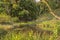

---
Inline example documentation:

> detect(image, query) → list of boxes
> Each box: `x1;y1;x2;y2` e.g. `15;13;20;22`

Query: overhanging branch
42;0;60;20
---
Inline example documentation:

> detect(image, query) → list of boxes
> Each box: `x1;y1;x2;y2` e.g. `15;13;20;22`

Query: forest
0;0;60;40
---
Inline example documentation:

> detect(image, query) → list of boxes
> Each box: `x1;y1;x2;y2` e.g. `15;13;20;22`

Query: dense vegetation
0;0;60;40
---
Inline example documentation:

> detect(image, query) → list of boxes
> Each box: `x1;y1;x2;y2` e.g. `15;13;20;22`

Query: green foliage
18;9;30;21
11;17;19;22
47;0;60;10
0;0;41;21
0;0;60;21
0;13;11;23
0;0;60;40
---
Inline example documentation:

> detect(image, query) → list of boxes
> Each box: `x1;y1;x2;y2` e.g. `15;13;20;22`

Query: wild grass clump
0;20;60;40
0;30;56;40
36;20;60;40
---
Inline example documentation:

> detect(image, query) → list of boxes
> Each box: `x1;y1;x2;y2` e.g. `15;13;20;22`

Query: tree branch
42;0;60;20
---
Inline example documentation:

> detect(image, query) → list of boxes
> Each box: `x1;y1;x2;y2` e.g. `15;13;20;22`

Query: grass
0;19;60;40
0;13;60;40
0;30;57;40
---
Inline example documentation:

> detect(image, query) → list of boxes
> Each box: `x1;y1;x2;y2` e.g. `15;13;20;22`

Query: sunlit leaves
12;4;19;9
